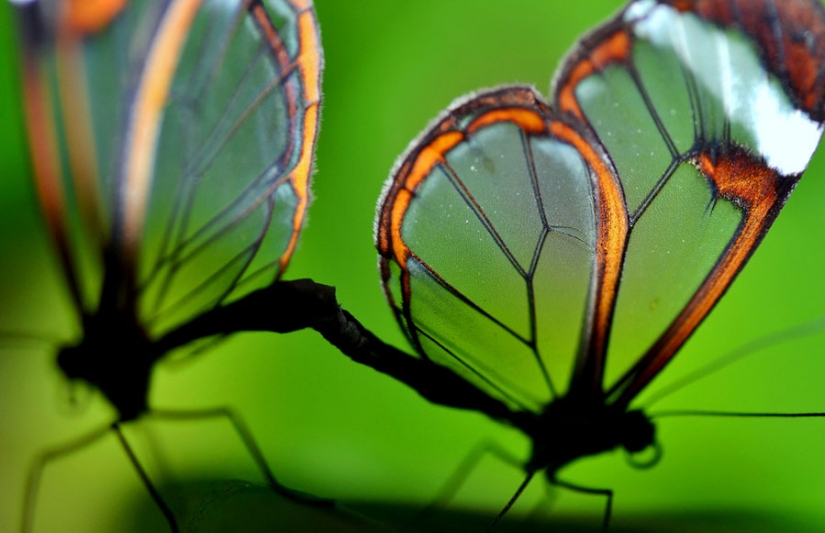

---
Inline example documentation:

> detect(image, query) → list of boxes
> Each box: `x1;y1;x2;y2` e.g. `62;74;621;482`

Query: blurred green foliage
2;1;825;531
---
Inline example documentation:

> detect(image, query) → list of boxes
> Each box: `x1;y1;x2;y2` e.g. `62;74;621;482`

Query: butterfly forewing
551;0;825;403
137;0;321;334
378;89;619;412
20;0;321;337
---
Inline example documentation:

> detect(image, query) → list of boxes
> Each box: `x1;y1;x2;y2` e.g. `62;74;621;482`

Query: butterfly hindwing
377;88;625;412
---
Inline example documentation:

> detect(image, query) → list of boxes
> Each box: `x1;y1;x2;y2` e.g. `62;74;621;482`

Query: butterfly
12;0;322;530
375;0;825;527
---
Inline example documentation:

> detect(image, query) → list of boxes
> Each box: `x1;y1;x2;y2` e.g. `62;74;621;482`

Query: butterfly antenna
23;424;112;533
642;314;825;408
625;439;662;470
651;410;825;419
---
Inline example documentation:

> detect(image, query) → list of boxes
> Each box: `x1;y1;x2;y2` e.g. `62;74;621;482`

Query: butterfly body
524;401;653;476
57;311;155;422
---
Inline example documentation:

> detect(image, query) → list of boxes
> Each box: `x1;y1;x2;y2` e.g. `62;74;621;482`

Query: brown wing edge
251;0;324;276
673;0;825;123
607;149;802;408
374;86;552;356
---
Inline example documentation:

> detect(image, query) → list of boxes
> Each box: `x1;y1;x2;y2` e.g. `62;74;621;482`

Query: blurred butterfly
376;0;825;527
14;0;322;530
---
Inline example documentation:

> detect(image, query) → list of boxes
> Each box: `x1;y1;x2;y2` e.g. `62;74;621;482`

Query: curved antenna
625;439;662;470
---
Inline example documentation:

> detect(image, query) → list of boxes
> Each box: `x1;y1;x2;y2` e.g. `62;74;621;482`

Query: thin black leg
488;470;536;531
112;423;179;532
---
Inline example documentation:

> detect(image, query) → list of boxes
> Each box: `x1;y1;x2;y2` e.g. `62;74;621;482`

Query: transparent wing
137;0;322;335
18;0;322;336
377;87;623;412
552;0;825;405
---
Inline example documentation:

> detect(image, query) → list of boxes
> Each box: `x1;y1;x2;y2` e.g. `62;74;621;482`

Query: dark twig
159;279;534;432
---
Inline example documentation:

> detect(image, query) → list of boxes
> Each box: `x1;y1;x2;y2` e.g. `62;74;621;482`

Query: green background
2;1;825;531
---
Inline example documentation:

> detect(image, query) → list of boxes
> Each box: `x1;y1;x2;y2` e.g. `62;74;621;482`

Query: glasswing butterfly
375;0;825;527
11;0;322;530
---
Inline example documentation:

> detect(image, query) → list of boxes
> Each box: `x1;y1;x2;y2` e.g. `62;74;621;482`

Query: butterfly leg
112;423;179;532
415;440;523;526
489;470;537;531
23;424;117;533
150;408;334;508
551;476;613;531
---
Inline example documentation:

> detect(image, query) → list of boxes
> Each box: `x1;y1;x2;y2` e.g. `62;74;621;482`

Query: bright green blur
2;1;825;531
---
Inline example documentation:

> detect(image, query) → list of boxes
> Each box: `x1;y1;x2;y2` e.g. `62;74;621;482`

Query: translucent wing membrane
20;0;322;336
377;0;825;415
554;0;825;405
378;88;622;412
